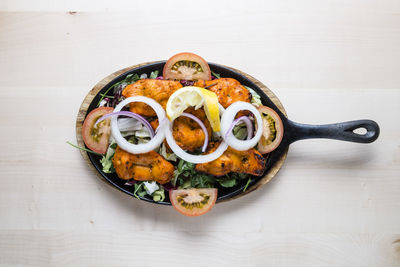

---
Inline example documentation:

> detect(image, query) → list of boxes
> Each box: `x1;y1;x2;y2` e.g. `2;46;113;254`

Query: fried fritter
195;142;266;176
112;146;174;184
172;107;212;152
122;79;183;116
150;107;211;152
194;78;251;108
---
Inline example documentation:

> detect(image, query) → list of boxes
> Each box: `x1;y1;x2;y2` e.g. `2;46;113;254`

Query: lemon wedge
166;86;220;132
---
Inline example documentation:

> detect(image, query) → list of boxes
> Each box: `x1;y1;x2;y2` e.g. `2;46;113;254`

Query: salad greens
97;73;141;107
172;158;250;189
97;70;160;108
100;142;117;173
159;143;177;162
149;70;159;79
172;159;215;189
73;70;261;204
245;86;262;107
133;181;165;202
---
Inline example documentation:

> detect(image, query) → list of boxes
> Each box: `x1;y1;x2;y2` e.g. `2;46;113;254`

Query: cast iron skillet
76;61;380;205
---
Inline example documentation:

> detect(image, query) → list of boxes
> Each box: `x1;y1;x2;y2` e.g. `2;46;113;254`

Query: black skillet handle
286;119;380;144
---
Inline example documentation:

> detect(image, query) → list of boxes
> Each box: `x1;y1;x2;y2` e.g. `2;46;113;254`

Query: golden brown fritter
194;78;251;109
149;107;211;152
172;107;211;152
122;79;183;116
195;142;266;176
112;146;174;184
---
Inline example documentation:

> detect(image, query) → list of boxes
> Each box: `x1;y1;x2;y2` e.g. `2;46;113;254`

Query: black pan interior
85;61;290;205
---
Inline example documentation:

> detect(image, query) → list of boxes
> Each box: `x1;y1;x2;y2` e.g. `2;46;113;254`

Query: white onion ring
111;96;167;154
165;119;228;164
220;101;263;151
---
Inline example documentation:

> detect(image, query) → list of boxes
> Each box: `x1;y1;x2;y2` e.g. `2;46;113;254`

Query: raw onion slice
111;96;167;154
96;111;155;138
165;119;228;164
181;112;208;152
224;116;253;140
220;101;263;151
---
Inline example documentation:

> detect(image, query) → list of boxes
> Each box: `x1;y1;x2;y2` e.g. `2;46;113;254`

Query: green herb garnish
97;73;141;107
173;158;250;189
243;178;252;192
211;70;221;79
66;141;103;156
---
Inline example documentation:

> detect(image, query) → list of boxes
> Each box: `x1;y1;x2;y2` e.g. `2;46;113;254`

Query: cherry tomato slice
169;188;217;216
82;107;114;154
257;105;284;154
163;52;212;80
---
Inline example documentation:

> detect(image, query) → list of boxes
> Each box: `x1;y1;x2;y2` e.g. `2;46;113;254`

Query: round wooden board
75;61;289;202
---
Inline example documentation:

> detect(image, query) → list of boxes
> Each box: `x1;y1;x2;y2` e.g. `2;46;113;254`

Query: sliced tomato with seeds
169;188;217;216
163;52;212;81
82;107;114;154
257;105;284;154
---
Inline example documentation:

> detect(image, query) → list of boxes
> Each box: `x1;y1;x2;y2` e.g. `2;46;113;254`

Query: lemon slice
166;86;220;132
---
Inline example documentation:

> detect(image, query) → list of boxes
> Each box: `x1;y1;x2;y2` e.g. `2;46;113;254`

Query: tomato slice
163;52;212;80
169;188;217;216
82;107;114;154
257;106;284;154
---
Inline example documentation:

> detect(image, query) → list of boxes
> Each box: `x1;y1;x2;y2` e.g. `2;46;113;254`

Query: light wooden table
1;1;399;266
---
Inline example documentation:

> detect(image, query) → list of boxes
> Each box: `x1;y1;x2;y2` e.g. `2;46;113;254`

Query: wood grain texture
1;1;400;266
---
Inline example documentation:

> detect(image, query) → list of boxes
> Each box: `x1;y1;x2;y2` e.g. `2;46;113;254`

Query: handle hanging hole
353;127;367;135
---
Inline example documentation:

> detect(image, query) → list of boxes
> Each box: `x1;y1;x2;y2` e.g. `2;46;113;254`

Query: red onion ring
224;116;253;141
110;96;167;154
180;112;209;152
220;101;263;151
96;111;154;138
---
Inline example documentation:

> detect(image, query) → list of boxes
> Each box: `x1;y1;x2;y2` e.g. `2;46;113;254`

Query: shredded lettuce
144;181;159;195
149;70;159;79
159;143;177;161
134;127;151;138
245;86;262;107
133;181;165;202
133;182;147;199
122;124;152;145
100;142;117;173
152;187;165;202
